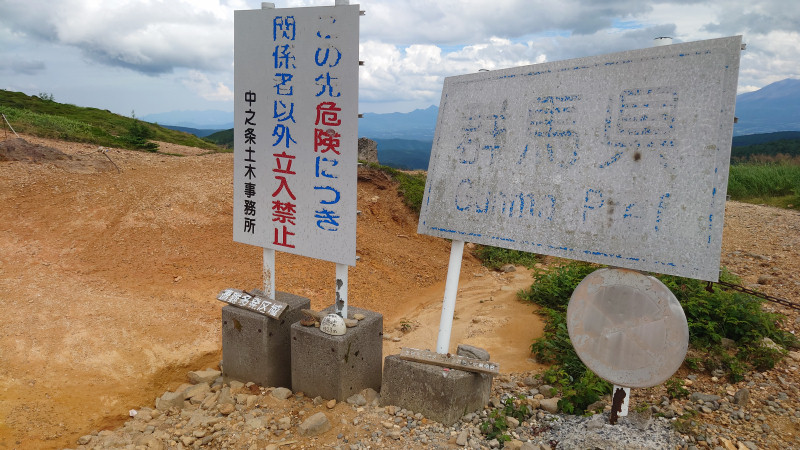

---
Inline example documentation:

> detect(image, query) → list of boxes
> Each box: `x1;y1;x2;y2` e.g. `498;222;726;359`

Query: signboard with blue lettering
418;36;742;281
234;5;359;266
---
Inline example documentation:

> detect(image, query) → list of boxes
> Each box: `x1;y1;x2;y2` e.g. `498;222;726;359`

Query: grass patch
727;162;800;210
364;162;427;212
474;246;539;270
1;89;220;152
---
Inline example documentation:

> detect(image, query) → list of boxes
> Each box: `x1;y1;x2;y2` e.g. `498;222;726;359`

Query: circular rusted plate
567;268;688;388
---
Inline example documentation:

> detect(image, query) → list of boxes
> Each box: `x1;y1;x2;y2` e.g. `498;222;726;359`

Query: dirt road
0;136;543;449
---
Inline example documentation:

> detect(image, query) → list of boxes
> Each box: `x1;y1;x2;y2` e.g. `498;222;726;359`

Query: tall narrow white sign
234;5;359;266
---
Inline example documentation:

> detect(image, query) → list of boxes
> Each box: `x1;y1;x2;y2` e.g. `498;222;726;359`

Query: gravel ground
67;350;800;450
65;201;800;450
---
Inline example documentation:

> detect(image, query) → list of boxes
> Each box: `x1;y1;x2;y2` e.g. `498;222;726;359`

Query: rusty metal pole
609;386;628;425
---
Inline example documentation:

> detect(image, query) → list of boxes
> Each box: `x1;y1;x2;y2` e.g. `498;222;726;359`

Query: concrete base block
290;306;382;401
380;354;493;426
221;291;310;388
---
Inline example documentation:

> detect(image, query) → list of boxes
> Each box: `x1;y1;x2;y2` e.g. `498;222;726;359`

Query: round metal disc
567;268;689;388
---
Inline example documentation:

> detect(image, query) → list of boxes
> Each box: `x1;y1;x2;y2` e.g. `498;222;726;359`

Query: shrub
119;117;159;151
658;271;796;350
665;378;690;399
530;308;586;382
521;261;798;400
518;262;598;312
558;370;611;415
474;246;539;270
480;396;531;443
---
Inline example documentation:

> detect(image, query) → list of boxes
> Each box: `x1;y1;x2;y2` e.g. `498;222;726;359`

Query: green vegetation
474;246;539;270
726;134;800;210
480;395;531;444
521;262;799;412
205;128;234;149
658;268;795;350
0;89;220;152
727;163;800;210
665;378;690;400
364;162;427;212
731;135;800;161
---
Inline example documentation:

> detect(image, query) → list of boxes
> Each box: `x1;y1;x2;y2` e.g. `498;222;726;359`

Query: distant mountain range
160;125;228;138
145;78;800;170
734;78;800;136
140;110;234;130
359;106;439;140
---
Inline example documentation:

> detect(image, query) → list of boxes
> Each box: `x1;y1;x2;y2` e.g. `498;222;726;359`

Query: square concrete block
380;354;493;426
290;306;382;401
221;291;310;388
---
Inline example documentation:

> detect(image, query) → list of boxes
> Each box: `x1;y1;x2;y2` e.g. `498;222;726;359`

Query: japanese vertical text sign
234;4;359;266
419;36;742;281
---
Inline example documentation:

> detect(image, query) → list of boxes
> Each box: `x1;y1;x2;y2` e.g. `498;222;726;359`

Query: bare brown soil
1;135;798;449
0;135;543;449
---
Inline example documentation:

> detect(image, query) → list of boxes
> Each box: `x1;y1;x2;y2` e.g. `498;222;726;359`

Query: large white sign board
419;36;741;281
234;5;359;266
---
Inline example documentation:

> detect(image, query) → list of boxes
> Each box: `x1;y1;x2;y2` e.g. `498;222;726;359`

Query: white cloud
0;57;46;75
182;70;234;101
0;0;237;74
1;0;798;114
359;36;550;111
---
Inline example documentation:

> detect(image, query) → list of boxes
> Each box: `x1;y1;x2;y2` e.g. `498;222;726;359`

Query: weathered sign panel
217;288;289;319
418;36;742;281
233;5;359;266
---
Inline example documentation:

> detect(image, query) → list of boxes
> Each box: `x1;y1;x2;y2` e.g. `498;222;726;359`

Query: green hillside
731;137;800;162
205;128;233;148
0;90;220;152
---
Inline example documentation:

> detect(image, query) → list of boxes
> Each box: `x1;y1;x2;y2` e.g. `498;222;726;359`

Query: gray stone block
457;344;490;361
290;306;382;401
380;354;492;426
221;291;310;388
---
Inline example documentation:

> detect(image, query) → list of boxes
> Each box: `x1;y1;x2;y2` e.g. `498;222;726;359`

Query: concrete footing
380;354;493;426
221;291;310;388
290;306;382;401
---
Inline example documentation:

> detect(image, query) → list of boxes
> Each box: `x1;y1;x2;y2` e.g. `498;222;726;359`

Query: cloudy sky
1;0;798;118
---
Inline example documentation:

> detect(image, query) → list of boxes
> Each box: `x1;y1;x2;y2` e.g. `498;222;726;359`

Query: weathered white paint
263;248;275;300
419;36;742;281
335;263;348;318
613;386;631;417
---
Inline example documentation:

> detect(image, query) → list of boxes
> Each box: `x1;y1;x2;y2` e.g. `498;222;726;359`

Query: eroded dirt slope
0;135;494;449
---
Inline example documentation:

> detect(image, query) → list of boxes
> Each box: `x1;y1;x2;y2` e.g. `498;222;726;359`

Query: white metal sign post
234;2;359;315
436;240;464;354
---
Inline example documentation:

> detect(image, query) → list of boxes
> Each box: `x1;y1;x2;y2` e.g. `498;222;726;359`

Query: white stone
298;412;331;436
